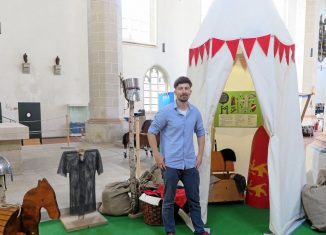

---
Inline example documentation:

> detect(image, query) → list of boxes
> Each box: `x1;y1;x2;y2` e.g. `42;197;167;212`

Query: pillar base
85;118;126;143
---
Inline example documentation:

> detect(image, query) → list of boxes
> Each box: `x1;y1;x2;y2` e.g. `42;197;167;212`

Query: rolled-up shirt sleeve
195;112;205;137
148;110;166;135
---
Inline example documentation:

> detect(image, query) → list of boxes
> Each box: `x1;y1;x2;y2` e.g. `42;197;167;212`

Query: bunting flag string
226;39;240;61
204;39;211;59
188;34;295;67
242;38;256;58
279;42;285;63
257;34;271;56
199;44;205;62
274;36;280;57
194;47;200;65
189;48;194;66
285;45;290;65
212;38;225;58
290;45;295;62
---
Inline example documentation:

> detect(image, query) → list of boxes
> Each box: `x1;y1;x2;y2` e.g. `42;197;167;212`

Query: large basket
141;201;163;226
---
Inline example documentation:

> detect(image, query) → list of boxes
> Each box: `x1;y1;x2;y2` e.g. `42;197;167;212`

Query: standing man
148;76;209;235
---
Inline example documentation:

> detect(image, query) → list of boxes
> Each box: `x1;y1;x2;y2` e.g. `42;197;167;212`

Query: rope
138;164;158;189
3;115;67;124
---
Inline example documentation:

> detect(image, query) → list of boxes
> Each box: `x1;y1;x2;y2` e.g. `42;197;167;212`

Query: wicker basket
141;201;163;226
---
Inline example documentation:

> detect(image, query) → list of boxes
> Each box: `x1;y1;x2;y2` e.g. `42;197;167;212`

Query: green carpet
39;204;319;235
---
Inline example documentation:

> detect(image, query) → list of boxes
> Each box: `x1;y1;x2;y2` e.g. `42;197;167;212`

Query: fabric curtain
188;37;305;234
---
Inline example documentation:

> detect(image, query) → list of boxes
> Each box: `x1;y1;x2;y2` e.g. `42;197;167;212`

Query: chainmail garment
57;149;103;215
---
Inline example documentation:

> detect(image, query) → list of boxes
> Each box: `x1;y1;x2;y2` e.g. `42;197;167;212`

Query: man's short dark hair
174;76;192;88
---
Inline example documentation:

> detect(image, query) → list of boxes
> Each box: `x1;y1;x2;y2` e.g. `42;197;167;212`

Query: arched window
121;0;157;45
143;67;169;112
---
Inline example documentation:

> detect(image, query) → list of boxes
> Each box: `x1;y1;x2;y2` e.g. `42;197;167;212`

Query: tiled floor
5;139;154;217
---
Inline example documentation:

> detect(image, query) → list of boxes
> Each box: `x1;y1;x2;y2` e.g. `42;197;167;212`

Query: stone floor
4;139;154;217
2;133;318;220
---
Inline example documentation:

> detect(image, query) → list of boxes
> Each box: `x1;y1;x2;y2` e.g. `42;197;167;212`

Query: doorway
18;102;42;141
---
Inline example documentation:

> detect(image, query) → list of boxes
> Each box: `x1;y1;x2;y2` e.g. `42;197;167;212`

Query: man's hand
148;133;165;169
154;153;166;170
196;155;203;169
196;135;205;169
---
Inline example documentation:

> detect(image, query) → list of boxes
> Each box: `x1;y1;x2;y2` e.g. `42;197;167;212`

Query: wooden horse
18;178;60;235
122;120;160;158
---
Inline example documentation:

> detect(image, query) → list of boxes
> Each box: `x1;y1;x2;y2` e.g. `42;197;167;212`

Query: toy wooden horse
122;120;160;158
0;179;60;235
19;178;60;235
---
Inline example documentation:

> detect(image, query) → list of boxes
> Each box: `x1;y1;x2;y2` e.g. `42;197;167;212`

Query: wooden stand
208;151;244;203
208;174;244;203
22;138;41;145
60;211;107;232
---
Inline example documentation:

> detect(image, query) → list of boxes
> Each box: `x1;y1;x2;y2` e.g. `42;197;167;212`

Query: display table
306;136;326;184
0;123;29;175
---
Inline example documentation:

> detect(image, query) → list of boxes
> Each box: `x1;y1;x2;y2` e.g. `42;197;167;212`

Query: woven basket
141;201;163;226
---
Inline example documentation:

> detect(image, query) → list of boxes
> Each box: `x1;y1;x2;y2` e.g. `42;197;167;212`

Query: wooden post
128;101;139;214
211;126;215;151
135;117;140;178
301;94;312;122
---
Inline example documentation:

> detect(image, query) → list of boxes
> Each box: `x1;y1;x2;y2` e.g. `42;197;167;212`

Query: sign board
214;91;262;128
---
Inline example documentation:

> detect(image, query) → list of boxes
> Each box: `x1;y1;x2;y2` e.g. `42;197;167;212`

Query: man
148;76;209;235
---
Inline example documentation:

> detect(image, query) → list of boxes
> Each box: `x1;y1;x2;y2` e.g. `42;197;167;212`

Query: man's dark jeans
162;167;205;235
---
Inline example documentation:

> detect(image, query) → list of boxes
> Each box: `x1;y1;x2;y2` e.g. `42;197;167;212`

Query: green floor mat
39;204;318;235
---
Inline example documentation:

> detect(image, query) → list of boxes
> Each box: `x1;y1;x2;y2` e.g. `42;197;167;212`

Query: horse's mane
141;119;153;133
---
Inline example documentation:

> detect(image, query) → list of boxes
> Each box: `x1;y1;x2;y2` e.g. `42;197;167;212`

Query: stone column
302;0;318;95
86;0;125;143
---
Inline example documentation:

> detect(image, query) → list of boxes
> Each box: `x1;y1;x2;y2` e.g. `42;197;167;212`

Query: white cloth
187;0;306;234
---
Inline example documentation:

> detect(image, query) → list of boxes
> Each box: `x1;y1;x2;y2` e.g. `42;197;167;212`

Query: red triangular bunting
189;48;194;66
205;39;211;58
285;45;290;65
199;44;205;63
279;42;285;63
212;38;225;58
194;47;200;65
242;38;256;58
290;44;295;62
274;36;280;58
257;34;271;56
226;39;240;61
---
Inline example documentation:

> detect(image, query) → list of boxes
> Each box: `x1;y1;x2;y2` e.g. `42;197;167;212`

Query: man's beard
178;95;189;102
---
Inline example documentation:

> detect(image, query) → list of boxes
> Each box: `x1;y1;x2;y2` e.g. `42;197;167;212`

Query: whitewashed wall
273;0;307;92
122;0;201;118
315;1;326;103
0;0;89;137
1;0;312;138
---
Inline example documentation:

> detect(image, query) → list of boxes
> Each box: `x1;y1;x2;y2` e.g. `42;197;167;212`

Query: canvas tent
187;0;306;234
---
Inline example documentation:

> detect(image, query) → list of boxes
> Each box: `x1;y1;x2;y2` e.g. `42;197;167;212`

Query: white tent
188;0;306;234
